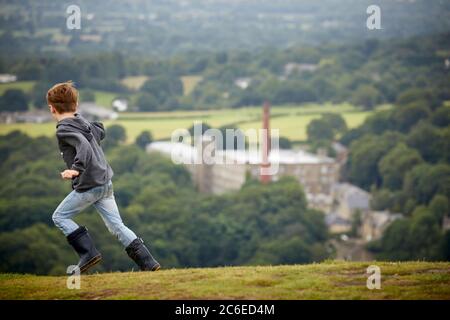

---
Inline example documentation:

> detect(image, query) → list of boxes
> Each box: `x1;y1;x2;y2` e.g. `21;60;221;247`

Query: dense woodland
303;73;450;261
0;130;330;274
1;33;450;112
340;94;450;261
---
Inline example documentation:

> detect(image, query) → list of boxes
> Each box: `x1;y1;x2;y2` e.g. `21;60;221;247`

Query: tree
136;93;159;111
13;62;43;80
392;102;431;132
370;188;396;211
351;84;381;110
370;219;412;260
45;60;82;84
363;110;393;135
321;113;348;136
0;89;28;112
346;132;403;189
431;106;450;128
80;90;95;102
373;205;445;261
396;88;440;110
135;131;153;149
307;113;348;143
0;223;72;275
403;163;450;205
429;194;449;222
311;78;337;102
378;143;423;190
273;81;317;104
443;231;450;261
278;137;292;149
30;82;53;109
141;75;183;105
409;207;444;260
307;118;334;142
407;122;444;163
103;124;127;149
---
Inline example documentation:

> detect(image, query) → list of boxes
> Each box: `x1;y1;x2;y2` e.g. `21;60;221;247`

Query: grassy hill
1;261;449;300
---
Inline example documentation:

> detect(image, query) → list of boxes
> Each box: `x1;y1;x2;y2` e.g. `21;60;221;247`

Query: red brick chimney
260;101;271;184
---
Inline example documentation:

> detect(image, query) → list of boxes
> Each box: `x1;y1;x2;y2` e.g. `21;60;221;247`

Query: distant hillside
1;0;450;56
1;261;449;299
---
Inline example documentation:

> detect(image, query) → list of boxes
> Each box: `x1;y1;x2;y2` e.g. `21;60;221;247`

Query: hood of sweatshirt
56;113;93;142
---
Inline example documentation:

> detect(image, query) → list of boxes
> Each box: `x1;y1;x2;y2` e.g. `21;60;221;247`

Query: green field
0;261;448;300
121;75;149;90
0;103;383;142
121;75;202;95
0;81;35;94
181;75;203;95
78;90;119;108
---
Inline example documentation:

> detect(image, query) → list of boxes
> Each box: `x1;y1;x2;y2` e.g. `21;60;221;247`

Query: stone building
147;139;340;205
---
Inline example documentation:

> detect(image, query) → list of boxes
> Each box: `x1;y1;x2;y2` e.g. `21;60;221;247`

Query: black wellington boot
126;238;160;271
67;226;102;273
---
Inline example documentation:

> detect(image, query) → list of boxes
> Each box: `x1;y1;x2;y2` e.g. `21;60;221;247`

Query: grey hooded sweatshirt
56;113;113;192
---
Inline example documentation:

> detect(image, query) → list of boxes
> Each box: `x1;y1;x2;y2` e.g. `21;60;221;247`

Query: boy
47;81;160;273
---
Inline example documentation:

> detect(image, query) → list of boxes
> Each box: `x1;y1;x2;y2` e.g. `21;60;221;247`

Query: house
79;34;102;43
146;138;340;203
332;141;348;165
443;216;450;232
323;183;371;234
234;78;252;90
15;111;52;123
0;112;17;123
78;103;118;121
325;213;352;234
331;183;370;220
0;111;52;123
0;74;17;83
283;63;318;77
112;99;128;112
360;210;403;242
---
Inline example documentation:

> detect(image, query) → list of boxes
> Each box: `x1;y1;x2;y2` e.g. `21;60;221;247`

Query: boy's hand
61;169;80;180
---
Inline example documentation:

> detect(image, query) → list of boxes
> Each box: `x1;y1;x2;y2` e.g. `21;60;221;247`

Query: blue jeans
52;180;137;247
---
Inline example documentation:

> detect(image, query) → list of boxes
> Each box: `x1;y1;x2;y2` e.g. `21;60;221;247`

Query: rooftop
78;103;118;120
146;141;336;165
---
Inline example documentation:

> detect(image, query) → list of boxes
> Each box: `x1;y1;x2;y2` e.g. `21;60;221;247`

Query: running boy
47;81;160;273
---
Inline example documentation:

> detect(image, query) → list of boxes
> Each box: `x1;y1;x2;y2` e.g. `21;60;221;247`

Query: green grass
181;75;203;95
0;103;384;142
0;81;36;95
0;261;449;300
121;76;149;90
121;75;202;95
93;90;118;108
78;90;119;108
